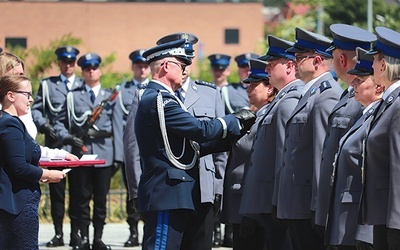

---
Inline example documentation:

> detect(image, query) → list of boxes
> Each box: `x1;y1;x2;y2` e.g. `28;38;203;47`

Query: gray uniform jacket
315;90;363;226
221;83;250;114
240;80;303;215
361;85;400;229
276;72;342;219
31;75;83;148
123;88;142;200
325;103;377;246
184;79;228;201
220;104;269;224
113;80;142;162
55;86;117;167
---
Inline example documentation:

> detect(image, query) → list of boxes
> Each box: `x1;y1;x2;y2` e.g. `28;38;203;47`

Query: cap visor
242;77;265;83
286;46;308;53
258;54;280;61
175;55;192;65
347;68;372;76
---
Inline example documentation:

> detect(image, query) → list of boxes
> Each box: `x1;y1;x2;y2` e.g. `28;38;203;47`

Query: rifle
79;89;119;153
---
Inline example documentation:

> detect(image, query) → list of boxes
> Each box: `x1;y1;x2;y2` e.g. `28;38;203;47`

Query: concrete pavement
39;222;232;250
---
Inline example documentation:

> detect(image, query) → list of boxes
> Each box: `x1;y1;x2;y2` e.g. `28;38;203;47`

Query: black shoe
92;239;112;250
70;232;80;247
73;236;91;250
124;234;139;247
222;233;233;247
46;234;64;247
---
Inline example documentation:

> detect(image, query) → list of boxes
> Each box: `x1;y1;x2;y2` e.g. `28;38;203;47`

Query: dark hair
0;75;30;103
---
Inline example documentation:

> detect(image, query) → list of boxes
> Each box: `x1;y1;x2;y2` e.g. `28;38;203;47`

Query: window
5;38;27;49
225;29;239;44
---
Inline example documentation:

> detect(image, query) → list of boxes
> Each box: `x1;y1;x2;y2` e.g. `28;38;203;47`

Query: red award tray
39;159;106;167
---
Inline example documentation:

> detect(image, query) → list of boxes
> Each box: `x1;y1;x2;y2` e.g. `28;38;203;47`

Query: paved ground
39;222;232;250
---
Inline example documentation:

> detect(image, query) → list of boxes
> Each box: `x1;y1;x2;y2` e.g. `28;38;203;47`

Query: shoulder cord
221;85;235;114
42;80;63;116
157;90;200;170
117;84;129;116
66;92;92;129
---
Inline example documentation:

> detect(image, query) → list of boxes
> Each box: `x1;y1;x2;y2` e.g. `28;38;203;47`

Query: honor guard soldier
240;35;304;250
209;54;251;115
274;27;343;250
155;32;229;249
31;46;84;247
113;49;150;247
221;58;278;249
325;47;378;250
135;39;255;250
314;24;377;246
361;27;400;250
56;53;117;250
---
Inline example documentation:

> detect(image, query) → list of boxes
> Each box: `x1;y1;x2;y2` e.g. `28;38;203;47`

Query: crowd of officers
10;22;400;250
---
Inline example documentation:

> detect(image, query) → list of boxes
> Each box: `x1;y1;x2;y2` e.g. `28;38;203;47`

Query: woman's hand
64;153;79;161
40;169;66;183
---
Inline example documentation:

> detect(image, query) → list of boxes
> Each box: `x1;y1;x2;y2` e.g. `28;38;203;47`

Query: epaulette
195;80;217;89
319;80;332;93
287;85;299;93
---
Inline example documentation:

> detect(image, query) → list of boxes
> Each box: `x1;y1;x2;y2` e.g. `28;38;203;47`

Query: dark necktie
89;90;95;104
64;79;70;91
175;89;185;103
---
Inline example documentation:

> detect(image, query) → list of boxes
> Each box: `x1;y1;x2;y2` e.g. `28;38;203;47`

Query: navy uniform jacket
221;83;250;114
135;81;241;214
276;72;342;219
362;84;400;229
325;103;377;246
221;104;269;224
315;89;363;226
0;112;42;215
55;86;117;166
183;79;228;202
31;75;83;148
240;80;303;215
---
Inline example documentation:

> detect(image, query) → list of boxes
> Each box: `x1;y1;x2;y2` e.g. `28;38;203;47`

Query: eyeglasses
162;60;187;73
14;90;33;99
294;55;318;63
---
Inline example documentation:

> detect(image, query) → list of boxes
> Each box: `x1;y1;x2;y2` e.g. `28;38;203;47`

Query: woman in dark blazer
0;75;66;249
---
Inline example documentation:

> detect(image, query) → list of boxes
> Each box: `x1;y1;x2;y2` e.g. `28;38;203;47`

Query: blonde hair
0;52;25;76
383;54;400;82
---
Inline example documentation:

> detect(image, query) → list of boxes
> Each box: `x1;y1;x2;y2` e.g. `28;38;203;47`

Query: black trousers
69;166;112;229
287;219;325;250
261;213;292;250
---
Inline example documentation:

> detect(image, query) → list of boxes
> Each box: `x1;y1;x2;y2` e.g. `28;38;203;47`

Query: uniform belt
87;128;112;139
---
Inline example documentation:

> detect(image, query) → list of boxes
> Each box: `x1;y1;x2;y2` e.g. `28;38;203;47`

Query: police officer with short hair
113;49;149;247
314;24;376;247
275;28;343;250
56;53;118;250
135;39;255;249
156;32;229;249
240;35;303;250
31;46;84;247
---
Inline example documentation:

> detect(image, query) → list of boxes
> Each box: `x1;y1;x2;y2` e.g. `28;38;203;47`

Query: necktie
89;90;95;104
175;89;185;103
64;79;70;91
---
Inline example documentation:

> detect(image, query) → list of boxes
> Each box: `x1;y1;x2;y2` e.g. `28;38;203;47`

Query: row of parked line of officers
4;22;400;250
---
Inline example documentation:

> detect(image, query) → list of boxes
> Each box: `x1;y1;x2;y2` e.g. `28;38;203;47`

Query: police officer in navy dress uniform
240;35;303;250
156;32;229;250
113;49;150;247
55;53;118;250
275;27;343;250
31;46;84;247
314;25;377;243
361;27;400;250
135;39;255;250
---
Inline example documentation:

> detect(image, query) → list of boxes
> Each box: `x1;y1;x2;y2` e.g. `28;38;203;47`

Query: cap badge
181;33;189;41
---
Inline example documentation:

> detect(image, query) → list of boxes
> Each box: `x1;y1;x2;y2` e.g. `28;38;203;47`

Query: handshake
233;109;257;135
